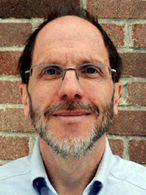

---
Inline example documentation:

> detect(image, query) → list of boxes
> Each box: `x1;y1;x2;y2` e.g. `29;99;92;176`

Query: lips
49;110;92;123
52;110;91;117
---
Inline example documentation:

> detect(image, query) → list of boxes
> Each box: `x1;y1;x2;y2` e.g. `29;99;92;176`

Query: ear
19;84;30;116
113;82;122;115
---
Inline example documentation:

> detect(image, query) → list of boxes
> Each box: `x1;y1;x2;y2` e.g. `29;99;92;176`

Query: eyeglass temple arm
25;70;30;74
111;69;116;73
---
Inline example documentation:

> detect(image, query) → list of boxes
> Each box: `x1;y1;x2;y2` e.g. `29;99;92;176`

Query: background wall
0;0;145;166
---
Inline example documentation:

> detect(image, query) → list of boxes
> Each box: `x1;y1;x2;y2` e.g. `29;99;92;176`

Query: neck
39;135;106;195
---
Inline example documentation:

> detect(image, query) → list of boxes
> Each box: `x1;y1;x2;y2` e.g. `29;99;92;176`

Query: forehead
40;16;102;39
32;16;109;66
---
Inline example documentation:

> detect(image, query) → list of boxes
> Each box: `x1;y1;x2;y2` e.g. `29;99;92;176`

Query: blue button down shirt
0;137;146;195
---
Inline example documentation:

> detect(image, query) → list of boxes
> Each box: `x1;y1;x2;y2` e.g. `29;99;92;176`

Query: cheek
84;83;113;105
29;82;60;109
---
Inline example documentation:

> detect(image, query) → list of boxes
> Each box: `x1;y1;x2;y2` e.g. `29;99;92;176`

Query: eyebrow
36;58;104;67
37;61;60;66
81;60;103;64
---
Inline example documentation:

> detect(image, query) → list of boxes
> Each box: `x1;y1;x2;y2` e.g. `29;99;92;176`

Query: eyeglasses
25;63;116;83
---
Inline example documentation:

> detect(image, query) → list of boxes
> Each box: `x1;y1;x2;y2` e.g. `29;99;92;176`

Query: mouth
44;101;99;122
51;110;97;123
53;110;91;116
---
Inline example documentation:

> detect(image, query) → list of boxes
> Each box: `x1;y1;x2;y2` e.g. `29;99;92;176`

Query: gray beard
28;89;114;159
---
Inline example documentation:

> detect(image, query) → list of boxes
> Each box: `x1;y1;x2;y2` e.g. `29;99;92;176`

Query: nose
58;70;84;101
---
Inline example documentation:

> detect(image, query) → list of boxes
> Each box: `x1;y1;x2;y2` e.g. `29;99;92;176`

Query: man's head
18;4;122;84
19;4;122;159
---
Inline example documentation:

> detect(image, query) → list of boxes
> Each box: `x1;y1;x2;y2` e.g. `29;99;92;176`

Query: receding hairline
35;15;104;42
31;15;109;67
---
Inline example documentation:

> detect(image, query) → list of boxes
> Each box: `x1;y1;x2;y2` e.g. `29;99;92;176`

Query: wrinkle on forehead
35;46;109;67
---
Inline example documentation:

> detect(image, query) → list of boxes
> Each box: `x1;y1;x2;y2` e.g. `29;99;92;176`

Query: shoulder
0;156;33;195
0;155;31;181
109;155;146;192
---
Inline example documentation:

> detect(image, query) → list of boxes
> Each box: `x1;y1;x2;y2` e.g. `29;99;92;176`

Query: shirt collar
31;137;57;195
31;137;47;180
83;137;113;194
94;137;113;184
30;137;113;195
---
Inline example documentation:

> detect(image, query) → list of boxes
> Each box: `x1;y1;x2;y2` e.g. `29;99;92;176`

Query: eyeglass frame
25;63;116;81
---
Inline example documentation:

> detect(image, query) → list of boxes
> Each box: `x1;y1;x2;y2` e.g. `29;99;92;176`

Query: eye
77;64;106;79
79;65;102;74
40;65;63;80
44;66;62;75
45;68;56;75
86;67;98;74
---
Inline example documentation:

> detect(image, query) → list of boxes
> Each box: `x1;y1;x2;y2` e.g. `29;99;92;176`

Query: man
0;4;146;195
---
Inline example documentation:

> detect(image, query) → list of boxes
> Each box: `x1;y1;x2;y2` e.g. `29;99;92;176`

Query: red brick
133;24;146;47
0;136;29;160
127;82;146;106
0;0;79;18
129;140;146;164
109;111;146;136
0;108;34;132
0;51;21;75
0;81;21;104
101;24;124;47
87;0;146;19
0;23;32;46
109;139;124;158
120;53;146;77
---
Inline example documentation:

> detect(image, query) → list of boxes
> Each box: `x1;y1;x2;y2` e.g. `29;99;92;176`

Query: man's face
20;16;121;158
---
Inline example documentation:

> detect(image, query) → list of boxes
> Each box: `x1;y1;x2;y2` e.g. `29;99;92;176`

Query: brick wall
0;0;145;166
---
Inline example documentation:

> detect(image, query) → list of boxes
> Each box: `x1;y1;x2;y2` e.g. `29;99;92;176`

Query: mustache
44;100;99;117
